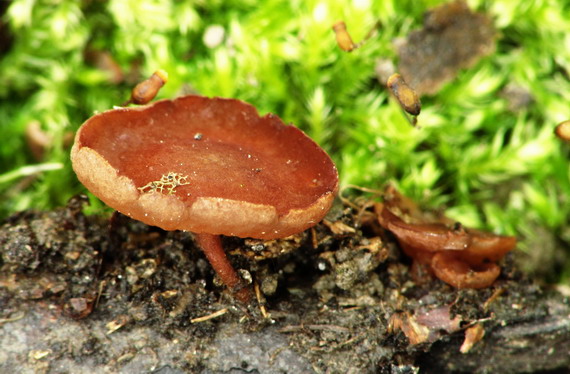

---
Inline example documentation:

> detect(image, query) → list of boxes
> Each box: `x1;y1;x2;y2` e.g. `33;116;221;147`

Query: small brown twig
254;282;270;319
190;308;229;324
0;311;25;325
483;288;505;312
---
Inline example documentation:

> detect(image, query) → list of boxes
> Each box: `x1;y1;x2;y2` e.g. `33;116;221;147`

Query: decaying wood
0;197;569;373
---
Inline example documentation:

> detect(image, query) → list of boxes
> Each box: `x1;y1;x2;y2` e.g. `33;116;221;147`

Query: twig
483;288;505;312
279;324;350;334
0;311;25;325
94;280;106;309
254;282;270;319
190;308;228;324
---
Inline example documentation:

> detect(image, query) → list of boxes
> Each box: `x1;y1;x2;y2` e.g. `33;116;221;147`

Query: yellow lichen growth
138;172;190;195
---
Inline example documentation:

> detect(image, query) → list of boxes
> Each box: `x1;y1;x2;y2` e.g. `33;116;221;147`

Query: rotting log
1;199;569;373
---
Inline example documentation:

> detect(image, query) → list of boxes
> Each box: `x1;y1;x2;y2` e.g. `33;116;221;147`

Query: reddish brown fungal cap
431;252;501;289
376;186;516;289
71;95;338;239
460;228;517;266
378;206;471;252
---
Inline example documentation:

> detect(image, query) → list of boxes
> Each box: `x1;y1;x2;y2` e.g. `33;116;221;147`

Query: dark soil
1;196;569;373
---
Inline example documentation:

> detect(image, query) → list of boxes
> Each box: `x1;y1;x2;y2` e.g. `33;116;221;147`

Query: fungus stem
194;233;252;303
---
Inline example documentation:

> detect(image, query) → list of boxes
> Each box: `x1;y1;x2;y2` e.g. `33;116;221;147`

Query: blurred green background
1;0;569;281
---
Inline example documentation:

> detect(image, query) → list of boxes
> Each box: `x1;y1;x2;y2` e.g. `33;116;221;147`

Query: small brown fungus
376;186;516;289
71;95;339;303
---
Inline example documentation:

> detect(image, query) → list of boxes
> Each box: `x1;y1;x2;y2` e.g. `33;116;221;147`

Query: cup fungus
376;186;516;289
71;95;338;303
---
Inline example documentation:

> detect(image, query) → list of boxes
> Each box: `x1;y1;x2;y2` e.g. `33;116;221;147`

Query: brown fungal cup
71;95;338;302
377;186;516;289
